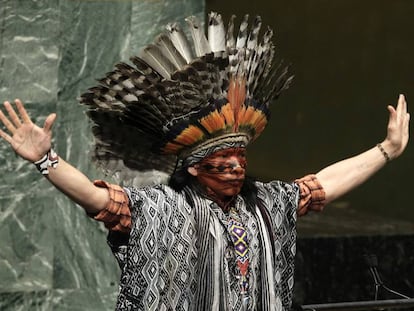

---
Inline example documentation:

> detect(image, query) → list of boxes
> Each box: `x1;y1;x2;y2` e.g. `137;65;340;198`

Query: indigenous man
0;12;410;311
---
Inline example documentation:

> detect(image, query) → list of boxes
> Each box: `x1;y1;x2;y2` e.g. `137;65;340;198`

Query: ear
187;166;198;176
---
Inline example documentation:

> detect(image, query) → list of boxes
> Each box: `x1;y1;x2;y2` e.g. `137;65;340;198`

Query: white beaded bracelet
33;149;59;175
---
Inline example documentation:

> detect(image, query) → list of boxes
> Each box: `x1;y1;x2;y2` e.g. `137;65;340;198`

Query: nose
229;158;245;174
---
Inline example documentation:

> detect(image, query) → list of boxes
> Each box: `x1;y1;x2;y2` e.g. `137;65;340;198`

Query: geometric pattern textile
107;180;299;310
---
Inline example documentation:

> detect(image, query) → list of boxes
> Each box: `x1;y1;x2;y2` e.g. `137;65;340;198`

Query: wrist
376;142;391;163
33;148;59;175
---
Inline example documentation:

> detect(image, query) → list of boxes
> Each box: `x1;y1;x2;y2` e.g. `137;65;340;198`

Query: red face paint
193;147;247;201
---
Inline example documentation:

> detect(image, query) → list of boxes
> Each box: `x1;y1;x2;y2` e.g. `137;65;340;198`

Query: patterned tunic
93;177;325;311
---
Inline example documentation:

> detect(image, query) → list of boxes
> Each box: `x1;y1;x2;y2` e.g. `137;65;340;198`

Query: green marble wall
0;1;203;310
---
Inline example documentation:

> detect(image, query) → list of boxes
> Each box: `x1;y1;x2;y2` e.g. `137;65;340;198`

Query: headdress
79;12;293;185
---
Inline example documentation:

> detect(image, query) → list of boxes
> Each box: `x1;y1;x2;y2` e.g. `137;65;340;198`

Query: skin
0;95;410;214
187;147;247;207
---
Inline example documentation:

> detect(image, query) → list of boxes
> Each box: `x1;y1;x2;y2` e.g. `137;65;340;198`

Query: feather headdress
79;12;293;185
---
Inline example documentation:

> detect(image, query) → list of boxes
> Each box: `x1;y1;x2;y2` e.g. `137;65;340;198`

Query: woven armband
92;180;131;233
295;174;326;216
33;149;59;175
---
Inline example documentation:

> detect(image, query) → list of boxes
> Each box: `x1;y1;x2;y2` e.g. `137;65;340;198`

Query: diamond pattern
111;180;300;310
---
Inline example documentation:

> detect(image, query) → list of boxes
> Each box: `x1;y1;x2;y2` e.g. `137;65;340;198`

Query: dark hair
168;166;195;191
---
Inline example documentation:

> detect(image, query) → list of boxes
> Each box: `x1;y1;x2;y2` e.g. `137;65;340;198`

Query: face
188;147;247;200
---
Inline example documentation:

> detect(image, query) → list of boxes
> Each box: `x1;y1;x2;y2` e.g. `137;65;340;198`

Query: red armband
91;180;131;233
295;174;326;216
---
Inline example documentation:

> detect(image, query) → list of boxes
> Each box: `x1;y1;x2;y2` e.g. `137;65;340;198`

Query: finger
387;104;396;121
4;100;22;127
396;94;407;120
404;113;410;133
15;99;32;124
43;113;56;132
0;128;13;144
0;106;17;133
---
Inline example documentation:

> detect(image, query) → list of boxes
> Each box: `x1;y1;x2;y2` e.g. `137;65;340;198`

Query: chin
219;187;242;197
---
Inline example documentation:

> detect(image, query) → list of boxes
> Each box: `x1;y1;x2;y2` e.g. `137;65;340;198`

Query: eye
202;164;215;170
238;151;246;158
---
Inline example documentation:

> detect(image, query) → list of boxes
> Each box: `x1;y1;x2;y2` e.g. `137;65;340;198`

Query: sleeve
88;180;132;233
295;174;326;216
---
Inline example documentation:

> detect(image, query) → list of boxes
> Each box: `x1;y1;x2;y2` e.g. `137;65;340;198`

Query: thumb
43;113;57;133
386;104;396;116
386;105;397;126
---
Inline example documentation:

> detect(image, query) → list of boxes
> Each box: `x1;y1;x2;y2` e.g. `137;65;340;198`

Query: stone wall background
0;1;203;310
2;0;414;310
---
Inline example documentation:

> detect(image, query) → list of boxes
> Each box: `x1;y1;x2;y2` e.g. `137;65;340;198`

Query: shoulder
255;179;299;197
254;180;300;214
124;184;193;220
123;184;179;204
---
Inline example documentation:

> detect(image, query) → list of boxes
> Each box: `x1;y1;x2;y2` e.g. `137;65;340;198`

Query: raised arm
316;94;410;204
0;99;109;214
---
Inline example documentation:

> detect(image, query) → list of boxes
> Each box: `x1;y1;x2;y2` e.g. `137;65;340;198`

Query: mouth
227;179;244;186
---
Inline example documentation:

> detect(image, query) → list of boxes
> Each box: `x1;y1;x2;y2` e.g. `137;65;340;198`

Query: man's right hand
0;99;56;162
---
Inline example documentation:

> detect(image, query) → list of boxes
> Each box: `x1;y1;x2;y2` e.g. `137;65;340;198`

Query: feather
158;79;206;117
226;15;236;50
185;15;211;57
259;28;275;80
130;56;163;84
236;14;249;49
166;22;194;64
86;110;176;186
154;33;187;70
247;15;262;50
242;28;275;100
139;43;177;79
208;12;226;53
228;77;246;131
244;16;262;78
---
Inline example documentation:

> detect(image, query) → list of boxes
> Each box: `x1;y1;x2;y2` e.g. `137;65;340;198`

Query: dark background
207;0;414;237
206;1;414;306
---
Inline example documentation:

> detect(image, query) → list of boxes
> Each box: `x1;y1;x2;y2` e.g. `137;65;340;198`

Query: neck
192;182;235;211
205;188;235;212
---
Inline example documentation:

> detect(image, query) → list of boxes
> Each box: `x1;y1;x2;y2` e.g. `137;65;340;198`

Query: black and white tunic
108;180;300;311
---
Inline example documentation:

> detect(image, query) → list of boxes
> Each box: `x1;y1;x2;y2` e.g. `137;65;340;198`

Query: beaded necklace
227;206;250;308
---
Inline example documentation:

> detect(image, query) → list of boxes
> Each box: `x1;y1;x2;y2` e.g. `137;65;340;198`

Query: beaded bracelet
33;149;59;175
376;143;390;163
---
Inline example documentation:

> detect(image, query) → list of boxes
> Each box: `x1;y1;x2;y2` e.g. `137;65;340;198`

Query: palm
386;95;410;158
10;122;52;161
0;99;56;162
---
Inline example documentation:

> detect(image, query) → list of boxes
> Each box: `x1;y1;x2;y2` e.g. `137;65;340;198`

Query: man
0;12;410;311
